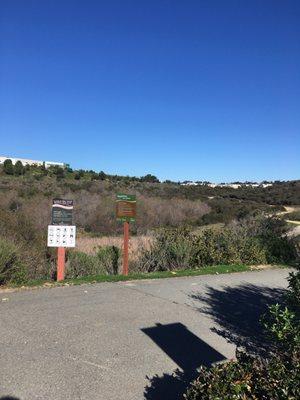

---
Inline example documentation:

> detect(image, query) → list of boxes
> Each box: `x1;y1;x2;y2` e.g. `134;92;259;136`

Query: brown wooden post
57;247;66;281
123;221;129;276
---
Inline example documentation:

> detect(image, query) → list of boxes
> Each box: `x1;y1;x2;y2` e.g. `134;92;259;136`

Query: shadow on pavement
143;283;286;399
0;397;20;400
142;322;225;400
190;283;286;355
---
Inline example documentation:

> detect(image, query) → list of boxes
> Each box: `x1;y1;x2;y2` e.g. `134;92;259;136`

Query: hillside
0;164;299;236
0;163;299;284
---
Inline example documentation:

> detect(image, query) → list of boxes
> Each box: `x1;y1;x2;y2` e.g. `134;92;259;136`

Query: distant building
180;181;273;188
0;156;65;169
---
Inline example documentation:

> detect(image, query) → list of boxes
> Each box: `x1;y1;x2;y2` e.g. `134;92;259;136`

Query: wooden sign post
48;199;75;282
123;221;129;276
57;247;66;282
116;194;136;276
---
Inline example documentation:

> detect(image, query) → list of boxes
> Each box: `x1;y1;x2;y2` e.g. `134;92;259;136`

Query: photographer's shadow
142;322;225;400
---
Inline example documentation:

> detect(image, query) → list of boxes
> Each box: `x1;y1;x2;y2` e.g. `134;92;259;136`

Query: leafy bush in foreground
0;238;27;284
184;349;300;400
184;262;300;400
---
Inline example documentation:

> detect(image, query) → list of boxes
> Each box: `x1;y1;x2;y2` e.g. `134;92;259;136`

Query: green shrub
250;215;297;264
66;246;120;278
96;245;120;275
193;228;269;266
0;238;27;284
3;159;14;175
14;160;24;176
137;216;296;272
136;227;195;272
184;349;300;400
66;251;104;278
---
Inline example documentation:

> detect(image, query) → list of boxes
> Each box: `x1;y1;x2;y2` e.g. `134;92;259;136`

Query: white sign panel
47;225;76;247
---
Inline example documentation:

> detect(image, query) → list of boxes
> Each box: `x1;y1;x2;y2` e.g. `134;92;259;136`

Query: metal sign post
116;194;136;276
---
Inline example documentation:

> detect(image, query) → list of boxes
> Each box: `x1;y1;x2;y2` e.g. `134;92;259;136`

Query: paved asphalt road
0;268;292;400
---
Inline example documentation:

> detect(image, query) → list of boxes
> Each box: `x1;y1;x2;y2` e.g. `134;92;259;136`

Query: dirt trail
277;206;297;216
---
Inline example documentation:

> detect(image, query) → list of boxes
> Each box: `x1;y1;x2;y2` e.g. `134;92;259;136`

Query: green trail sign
116;194;136;222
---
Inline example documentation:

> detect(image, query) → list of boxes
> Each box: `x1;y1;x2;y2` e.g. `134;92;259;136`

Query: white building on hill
0;156;65;169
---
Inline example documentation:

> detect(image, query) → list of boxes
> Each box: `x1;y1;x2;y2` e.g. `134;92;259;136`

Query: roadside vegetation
0;162;299;285
184;263;300;399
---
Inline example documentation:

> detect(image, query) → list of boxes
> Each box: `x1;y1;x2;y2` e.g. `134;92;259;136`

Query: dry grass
76;235;152;260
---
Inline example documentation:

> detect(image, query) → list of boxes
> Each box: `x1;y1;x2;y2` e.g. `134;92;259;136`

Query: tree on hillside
74;169;85;180
140;174;160;183
3;159;14;175
53;166;65;180
98;171;106;180
90;172;99;180
14;160;24;176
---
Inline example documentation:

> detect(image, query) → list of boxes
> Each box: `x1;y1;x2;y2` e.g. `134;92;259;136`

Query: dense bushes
136;216;297;272
0;209;52;281
184;258;300;399
0;238;27;284
0;207;297;284
135;228;195;272
185;348;300;399
66;246;120;278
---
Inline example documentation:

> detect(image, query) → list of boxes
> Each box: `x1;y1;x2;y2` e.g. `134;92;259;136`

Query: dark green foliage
66;251;104;278
96;245;120;275
90;172;99;180
3;159;14;175
137;216;297;272
0;238;27;284
14;160;24;176
66;246;120;278
9;200;22;212
53;166;65;180
98;171;106;180
184;349;300;400
192;229;267;267
140;174;160;183
74;169;85;180
136;227;195;272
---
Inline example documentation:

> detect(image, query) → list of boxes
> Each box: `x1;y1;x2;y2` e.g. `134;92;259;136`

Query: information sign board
116;194;136;222
47;225;76;248
52;199;73;225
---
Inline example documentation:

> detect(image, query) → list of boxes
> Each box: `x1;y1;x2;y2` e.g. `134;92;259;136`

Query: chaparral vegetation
0;162;299;284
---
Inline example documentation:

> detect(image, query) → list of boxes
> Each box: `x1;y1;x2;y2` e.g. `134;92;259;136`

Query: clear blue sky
1;1;299;182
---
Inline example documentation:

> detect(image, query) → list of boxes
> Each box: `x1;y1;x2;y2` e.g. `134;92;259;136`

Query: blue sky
0;0;299;182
